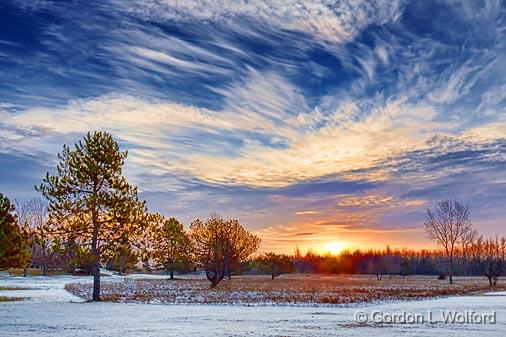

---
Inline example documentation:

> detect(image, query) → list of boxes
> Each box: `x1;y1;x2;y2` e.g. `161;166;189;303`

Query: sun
323;241;347;255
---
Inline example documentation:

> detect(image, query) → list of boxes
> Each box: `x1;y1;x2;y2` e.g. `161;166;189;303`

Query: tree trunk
23;261;33;277
42;250;48;276
91;199;101;302
448;256;454;284
92;258;100;301
169;259;175;280
271;273;275;280
488;276;493;286
119;255;125;276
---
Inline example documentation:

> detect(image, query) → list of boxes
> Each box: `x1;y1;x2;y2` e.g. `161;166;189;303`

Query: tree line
0;132;260;301
283;242;505;285
282;198;505;286
1;132;504;302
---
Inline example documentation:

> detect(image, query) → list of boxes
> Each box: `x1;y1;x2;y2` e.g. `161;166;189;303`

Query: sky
0;0;505;253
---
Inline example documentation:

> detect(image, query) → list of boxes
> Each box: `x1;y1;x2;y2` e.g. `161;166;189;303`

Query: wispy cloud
294;210;318;215
119;0;405;44
1;0;505;251
2;85;505;188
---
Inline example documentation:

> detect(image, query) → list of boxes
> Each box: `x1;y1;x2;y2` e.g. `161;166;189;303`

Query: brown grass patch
0;296;24;302
65;274;506;305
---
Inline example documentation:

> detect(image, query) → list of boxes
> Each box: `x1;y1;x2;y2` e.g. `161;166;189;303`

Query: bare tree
424;198;474;284
469;236;506;286
459;228;478;276
15;198;51;276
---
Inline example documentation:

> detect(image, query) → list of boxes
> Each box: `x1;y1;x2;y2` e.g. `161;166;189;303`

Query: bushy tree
51;229;93;275
37;131;148;301
224;219;261;279
190;216;260;287
256;252;293;279
0;193;29;269
147;214;191;279
105;242;137;275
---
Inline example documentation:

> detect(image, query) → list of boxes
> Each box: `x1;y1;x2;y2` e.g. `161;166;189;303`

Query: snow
100;268;115;277
64;274;506;305
0;275;89;303
484;291;506;296
1;276;505;336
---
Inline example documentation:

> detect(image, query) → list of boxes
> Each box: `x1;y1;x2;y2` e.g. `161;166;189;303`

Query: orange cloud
294;210;318;215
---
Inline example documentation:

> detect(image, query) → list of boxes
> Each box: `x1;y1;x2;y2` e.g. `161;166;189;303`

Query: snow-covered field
64;274;506;305
1;275;505;336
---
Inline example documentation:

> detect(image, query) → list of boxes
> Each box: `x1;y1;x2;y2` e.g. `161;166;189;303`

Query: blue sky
1;0;505;252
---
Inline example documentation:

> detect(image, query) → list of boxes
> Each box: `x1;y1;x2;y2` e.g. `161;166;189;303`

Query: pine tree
37;131;147;301
0;193;30;269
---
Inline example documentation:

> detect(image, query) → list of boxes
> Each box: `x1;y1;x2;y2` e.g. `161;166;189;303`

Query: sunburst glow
323;241;348;255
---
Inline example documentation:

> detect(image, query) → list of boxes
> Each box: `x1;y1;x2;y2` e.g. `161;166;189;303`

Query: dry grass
4;268;68;277
0;296;24;302
65;274;506;305
0;285;31;301
0;286;32;291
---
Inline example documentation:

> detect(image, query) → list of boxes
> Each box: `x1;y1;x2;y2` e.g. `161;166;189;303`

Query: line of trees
0;132;261;301
2;188;505;288
1;132;505;301
272;242;505;283
424;198;506;285
253;198;505;285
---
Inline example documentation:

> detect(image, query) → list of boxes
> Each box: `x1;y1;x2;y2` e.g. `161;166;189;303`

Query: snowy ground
64;274;506;305
1;275;505;336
